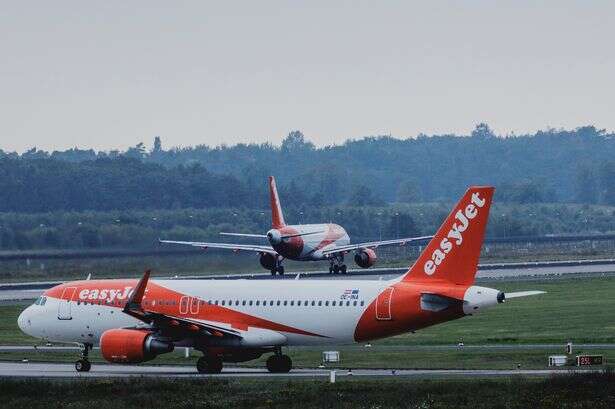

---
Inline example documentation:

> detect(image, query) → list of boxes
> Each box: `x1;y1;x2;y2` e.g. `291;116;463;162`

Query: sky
1;1;614;153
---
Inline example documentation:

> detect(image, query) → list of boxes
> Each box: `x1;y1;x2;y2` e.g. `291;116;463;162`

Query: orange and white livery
160;176;432;275
18;187;543;373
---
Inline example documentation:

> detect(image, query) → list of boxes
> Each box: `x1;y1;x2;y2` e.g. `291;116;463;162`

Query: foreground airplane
18;186;543;374
161;176;431;275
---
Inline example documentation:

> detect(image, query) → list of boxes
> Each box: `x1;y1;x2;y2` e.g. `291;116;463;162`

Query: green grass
2;373;615;409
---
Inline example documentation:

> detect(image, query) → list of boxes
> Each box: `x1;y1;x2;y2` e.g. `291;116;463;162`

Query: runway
2;258;615;302
0;361;600;379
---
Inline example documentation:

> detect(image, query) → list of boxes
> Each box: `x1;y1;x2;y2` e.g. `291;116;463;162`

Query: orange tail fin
269;176;286;229
402;186;494;285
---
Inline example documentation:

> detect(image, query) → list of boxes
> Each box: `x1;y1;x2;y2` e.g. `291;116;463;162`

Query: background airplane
18;186;543;374
161;176;431;275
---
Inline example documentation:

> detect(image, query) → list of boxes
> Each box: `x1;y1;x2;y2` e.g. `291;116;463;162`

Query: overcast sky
1;1;614;152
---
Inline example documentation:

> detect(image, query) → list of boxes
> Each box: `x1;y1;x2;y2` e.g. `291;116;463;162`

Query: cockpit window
34;296;47;306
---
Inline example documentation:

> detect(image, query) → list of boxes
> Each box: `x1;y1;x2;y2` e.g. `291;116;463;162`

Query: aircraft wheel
197;355;223;374
277;266;285;275
333;265;340;274
266;354;292;373
340;265;347;274
75;359;91;372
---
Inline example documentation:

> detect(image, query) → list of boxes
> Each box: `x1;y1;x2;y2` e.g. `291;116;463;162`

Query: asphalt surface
2;259;615;302
2;344;614;353
0;361;601;379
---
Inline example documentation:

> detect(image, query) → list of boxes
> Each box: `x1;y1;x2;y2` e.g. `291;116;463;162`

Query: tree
348;185;383;206
471;123;496;139
153;136;162;153
281;131;314;152
396;181;421;203
574;165;598;204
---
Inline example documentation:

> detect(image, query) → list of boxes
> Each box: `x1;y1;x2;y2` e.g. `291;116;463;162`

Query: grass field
2;373;614;409
1;276;614;370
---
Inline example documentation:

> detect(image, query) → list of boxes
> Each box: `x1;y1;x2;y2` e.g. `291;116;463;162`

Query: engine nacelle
100;329;174;364
259;252;277;270
266;229;282;245
354;248;377;268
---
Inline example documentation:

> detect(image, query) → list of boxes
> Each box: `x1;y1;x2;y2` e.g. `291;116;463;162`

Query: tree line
2;125;615;214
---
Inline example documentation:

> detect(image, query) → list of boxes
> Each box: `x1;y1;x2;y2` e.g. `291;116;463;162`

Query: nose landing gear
75;343;92;372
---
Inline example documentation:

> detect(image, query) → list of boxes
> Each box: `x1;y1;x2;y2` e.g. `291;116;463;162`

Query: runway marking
0;362;602;379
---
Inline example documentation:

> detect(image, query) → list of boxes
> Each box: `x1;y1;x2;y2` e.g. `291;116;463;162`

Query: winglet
269;176;286;228
123;269;150;314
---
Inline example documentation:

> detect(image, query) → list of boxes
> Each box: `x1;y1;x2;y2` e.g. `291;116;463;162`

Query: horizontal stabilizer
504;290;546;299
220;232;268;238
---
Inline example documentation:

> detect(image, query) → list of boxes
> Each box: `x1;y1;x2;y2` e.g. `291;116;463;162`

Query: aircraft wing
159;239;277;255
321;235;433;256
122;270;288;346
122;270;242;339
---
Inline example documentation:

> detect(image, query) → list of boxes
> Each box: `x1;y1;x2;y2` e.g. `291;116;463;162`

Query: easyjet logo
78;287;134;303
423;192;486;276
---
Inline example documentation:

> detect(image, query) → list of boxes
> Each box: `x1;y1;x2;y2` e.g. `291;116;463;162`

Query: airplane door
57;287;77;320
376;287;394;321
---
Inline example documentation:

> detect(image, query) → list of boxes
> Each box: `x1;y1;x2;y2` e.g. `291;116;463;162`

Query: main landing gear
266;349;292;373
196;354;223;374
270;259;285;276
75;343;92;372
329;256;347;274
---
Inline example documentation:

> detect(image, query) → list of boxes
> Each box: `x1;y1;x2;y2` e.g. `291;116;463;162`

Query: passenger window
269;301;274;306
221;300;226;306
235;300;239;306
360;301;365;306
332;301;336;306
242;300;246;306
311;301;315;306
276;301;281;306
215;300;219;305
325;301;329;306
283;301;288;306
318;301;322;306
256;301;260;306
249;301;253;306
353;301;357;306
346;301;350;306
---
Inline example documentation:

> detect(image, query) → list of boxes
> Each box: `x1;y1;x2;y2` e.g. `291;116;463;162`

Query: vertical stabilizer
402;186;494;285
269;176;286;229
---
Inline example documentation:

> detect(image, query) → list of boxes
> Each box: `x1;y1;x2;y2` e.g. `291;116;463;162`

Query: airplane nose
17;309;32;335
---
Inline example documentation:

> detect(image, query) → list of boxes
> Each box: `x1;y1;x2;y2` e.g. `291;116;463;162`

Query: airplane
160;176;432;275
18;186;544;374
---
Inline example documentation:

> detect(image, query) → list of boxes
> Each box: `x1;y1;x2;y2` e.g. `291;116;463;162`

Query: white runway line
0;362;601;379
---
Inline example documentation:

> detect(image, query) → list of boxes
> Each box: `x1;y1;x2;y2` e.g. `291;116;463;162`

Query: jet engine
100;329;174;363
354;248;377;268
266;229;282;245
259;253;277;270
